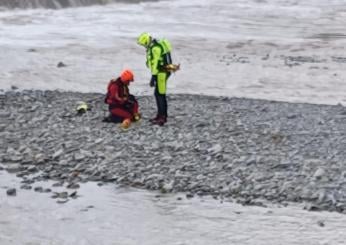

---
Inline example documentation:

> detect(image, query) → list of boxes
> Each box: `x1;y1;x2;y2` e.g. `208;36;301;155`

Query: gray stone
34;186;44;193
20;185;32;190
67;183;80;189
34;153;46;164
207;144;223;155
57;62;67;68
0;111;11;118
52;149;64;159
317;220;325;227
313;168;326;180
74;153;86;161
6;188;16;196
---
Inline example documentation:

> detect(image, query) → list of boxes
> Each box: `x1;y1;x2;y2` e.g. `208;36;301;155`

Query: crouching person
103;69;141;129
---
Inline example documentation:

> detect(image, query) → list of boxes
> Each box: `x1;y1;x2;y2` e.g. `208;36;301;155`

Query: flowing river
1;170;346;245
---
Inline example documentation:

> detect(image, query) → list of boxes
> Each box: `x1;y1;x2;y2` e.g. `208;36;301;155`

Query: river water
1;170;346;245
1;0;346;104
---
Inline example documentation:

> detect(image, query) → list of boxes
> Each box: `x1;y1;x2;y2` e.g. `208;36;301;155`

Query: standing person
137;32;173;126
103;69;141;129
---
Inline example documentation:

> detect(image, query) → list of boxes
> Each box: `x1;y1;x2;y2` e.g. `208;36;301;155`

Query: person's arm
111;84;127;105
149;46;162;75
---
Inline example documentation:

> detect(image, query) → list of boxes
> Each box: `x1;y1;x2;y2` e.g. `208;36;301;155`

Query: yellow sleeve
149;46;162;75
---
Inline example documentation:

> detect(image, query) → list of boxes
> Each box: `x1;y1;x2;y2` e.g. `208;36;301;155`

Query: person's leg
162;94;167;119
124;95;140;121
110;107;132;122
111;107;133;129
109;114;123;123
103;105;124;123
150;87;160;121
128;95;139;114
158;72;169;120
152;72;168;125
130;97;141;121
155;86;165;117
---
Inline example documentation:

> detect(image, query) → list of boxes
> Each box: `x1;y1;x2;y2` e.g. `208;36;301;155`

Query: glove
127;95;135;104
124;102;132;110
150;75;157;87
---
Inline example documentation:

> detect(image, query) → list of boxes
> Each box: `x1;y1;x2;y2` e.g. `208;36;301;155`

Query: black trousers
154;85;167;118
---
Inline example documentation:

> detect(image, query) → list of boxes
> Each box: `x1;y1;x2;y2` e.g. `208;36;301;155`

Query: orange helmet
120;69;134;83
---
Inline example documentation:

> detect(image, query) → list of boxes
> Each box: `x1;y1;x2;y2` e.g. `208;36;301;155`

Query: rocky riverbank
1;89;346;213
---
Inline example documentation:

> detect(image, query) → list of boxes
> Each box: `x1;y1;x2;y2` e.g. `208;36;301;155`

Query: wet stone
6;188;17;196
69;191;78;198
52;182;64;187
57;199;69;204
0;111;11;118
6;164;23;173
20;185;32;190
186;193;194;199
317;220;325;227
34;186;44;193
57;62;67;68
52;149;64;159
51;192;68;199
66;183;80;189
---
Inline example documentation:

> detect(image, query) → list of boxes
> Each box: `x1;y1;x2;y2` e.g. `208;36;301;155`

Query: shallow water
1;170;346;245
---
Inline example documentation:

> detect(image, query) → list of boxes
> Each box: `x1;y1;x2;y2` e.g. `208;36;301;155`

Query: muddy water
1;170;346;245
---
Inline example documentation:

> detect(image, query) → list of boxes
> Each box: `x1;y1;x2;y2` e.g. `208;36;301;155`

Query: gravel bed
1;89;346;212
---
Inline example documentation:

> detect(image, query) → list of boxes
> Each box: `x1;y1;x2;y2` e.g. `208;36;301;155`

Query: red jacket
105;78;129;106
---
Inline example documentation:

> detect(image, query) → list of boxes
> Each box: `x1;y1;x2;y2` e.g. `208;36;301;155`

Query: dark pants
154;72;170;118
155;85;167;118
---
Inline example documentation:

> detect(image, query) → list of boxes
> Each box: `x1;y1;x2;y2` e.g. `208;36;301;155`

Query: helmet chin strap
147;37;154;48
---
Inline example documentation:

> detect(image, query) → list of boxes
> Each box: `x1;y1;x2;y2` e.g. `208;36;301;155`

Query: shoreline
1;89;346;213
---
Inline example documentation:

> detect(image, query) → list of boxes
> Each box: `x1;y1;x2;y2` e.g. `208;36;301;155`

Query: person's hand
126;99;134;105
150;75;157;87
128;95;135;103
121;96;128;104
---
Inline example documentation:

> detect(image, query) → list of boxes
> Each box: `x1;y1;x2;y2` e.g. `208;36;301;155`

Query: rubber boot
151;116;167;126
149;115;159;123
121;118;131;129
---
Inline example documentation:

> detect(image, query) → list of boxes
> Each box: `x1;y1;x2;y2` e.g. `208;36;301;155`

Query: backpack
155;39;173;67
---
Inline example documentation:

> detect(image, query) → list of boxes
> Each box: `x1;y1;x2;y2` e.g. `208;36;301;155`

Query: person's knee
109;114;123;123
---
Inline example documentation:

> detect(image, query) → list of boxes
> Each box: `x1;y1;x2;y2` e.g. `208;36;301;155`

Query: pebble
57;62;67;68
317;220;325;227
6;188;16;196
34;186;44;193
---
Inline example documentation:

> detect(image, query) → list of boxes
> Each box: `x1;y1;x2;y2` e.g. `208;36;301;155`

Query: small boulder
57;62;67;68
6;188;16;196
